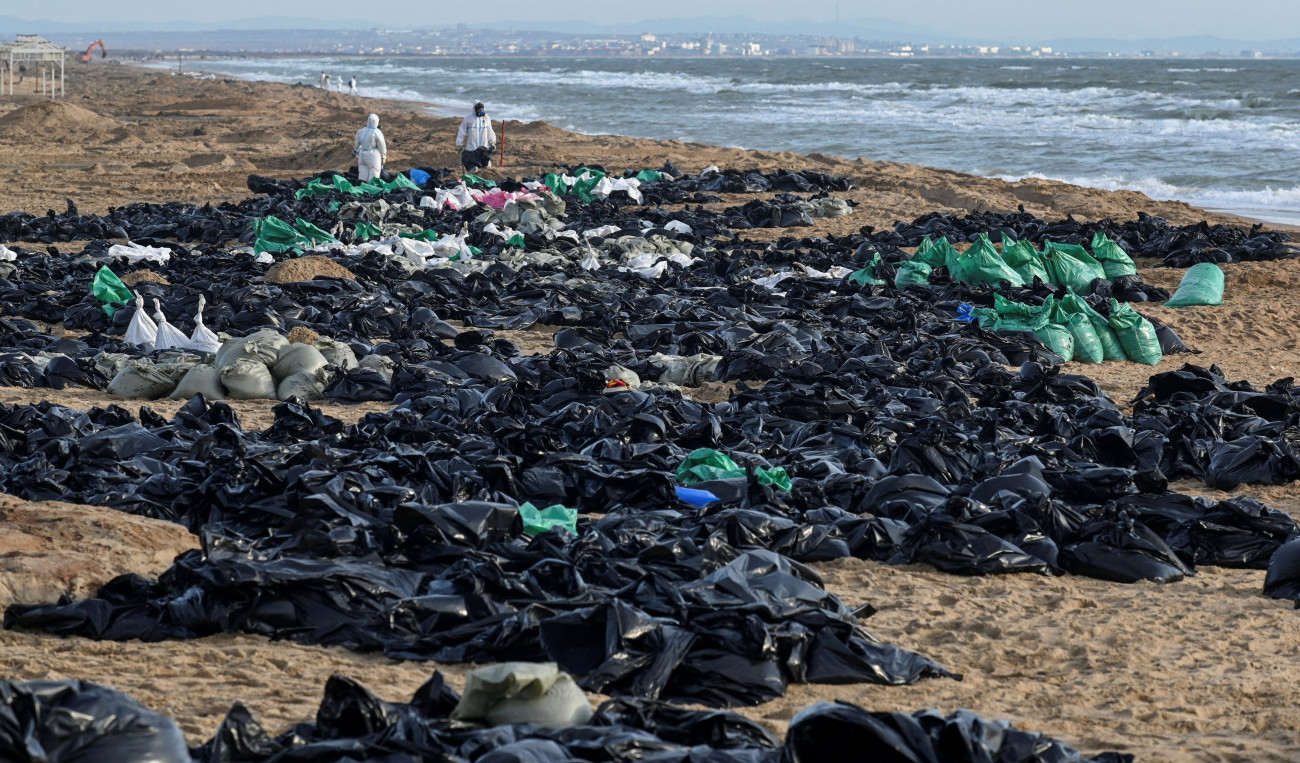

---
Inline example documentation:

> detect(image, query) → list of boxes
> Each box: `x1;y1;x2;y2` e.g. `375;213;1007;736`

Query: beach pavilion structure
0;35;67;97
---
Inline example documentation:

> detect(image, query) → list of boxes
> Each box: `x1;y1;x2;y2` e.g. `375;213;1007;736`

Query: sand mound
285;325;320;345
0;100;117;139
265;255;355;284
121;269;170;286
0;493;197;609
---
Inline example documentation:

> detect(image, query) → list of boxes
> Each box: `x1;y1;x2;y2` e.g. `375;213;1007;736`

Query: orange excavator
79;40;106;63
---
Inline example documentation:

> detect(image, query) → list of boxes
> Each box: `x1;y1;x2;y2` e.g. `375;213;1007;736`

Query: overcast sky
9;1;1299;41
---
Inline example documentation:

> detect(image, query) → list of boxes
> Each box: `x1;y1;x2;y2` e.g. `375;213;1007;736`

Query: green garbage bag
993;293;1033;320
294;217;337;246
461;173;497;188
1164;263;1225;307
756;466;792;491
676;448;790;491
1108;299;1163;365
1059;292;1127;361
849;253;886;286
518;502;577;537
912;236;951;268
1090;232;1138;279
1033;321;1076;363
354;222;384;241
947;233;1025;287
251;215;306;254
570;167;607;203
1000;236;1051;284
543;173;568;196
1064;312;1104;363
1042;241;1106;292
399;229;441;241
894;260;931;289
635;169;664;183
92;267;133;316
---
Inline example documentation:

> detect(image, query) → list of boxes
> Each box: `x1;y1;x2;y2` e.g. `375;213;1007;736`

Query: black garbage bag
1264;538;1300;601
0;679;191;763
784;701;1133;763
1058;515;1193;584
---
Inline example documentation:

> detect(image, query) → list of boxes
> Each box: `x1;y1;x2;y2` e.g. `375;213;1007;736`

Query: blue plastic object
675;486;720;507
955;303;976;322
409;168;431;186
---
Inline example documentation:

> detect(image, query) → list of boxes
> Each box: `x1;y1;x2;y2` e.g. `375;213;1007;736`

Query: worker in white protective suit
455;101;497;172
348;76;358;95
321;71;330;90
353;113;387;182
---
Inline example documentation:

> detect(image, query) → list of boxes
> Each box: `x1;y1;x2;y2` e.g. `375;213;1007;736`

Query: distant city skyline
3;1;1299;43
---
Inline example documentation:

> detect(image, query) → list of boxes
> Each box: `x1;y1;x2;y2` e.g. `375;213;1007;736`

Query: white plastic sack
579;246;601;271
582;225;620;240
664;220;693;235
124;293;158;349
108;242;171;265
0;244;15;261
188;295;221;354
152;299;190;352
451;663;593;729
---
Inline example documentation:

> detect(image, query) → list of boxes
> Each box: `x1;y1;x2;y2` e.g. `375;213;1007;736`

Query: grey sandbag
315;336;359;370
272;343;329;382
215;329;288;370
649;352;720;386
169;363;226;400
358;353;395;382
220;358;277;399
107;360;177;400
451;662;593;729
1164;262;1225;307
277;370;327;401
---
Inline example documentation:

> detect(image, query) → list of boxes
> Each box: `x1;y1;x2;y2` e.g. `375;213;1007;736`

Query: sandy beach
3;62;1300;761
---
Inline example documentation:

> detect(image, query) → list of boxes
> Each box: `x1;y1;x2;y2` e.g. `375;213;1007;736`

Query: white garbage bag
108;242;172;265
124;293;158;349
188;295;221;355
151;299;190;352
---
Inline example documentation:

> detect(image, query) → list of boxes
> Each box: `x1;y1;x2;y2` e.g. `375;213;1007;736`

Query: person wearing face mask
455;101;497;172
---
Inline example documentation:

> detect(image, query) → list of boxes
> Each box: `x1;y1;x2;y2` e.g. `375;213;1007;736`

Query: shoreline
126;56;1300;228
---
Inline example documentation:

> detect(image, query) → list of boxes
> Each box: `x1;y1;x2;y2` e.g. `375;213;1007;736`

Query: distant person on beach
353;113;387;182
320;71;330;90
17;64;25;84
349;76;358;95
456;101;496;172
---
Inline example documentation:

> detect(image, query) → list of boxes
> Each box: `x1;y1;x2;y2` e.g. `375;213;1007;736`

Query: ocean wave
989;171;1300;216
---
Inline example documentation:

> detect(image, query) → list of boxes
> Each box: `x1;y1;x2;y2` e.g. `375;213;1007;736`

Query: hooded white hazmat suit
456;111;496;152
354;113;387;182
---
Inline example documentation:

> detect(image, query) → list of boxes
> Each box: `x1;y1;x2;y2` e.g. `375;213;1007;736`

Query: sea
172;56;1300;225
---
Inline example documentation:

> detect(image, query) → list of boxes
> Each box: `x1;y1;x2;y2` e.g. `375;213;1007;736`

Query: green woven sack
518;502;577;537
947;233;1025;287
1059;292;1127;361
1089;232;1138;279
1164;263;1225;307
1000;236;1051;285
1033;321;1076;363
1065;312;1104;364
1043;241;1106;292
1108;299;1163;365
